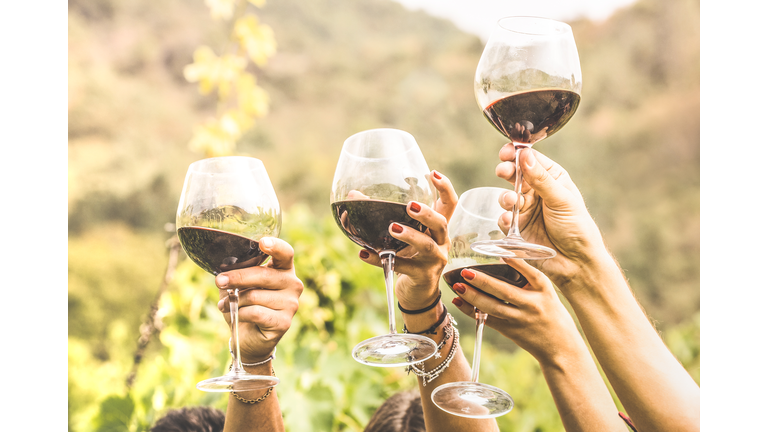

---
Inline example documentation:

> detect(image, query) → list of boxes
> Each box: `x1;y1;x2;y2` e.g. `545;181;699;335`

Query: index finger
430;170;458;221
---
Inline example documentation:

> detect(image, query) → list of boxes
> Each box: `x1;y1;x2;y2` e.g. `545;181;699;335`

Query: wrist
241;350;275;366
554;248;622;296
402;301;446;336
535;335;593;373
396;284;440;311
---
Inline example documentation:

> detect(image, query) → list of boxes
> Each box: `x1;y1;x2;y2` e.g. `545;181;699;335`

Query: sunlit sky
392;0;638;40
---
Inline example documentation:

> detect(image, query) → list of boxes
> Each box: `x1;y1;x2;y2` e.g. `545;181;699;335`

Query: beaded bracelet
406;313;460;386
230;367;276;405
229;338;276;367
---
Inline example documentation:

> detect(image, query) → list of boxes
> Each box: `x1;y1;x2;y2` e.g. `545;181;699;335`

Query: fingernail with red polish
452;297;463;307
453;283;466;294
433;171;442;180
409;202;421;213
391;223;404;234
461;269;476;280
359;250;370;259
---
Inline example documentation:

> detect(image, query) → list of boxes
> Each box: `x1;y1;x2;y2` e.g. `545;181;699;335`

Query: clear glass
176;156;281;391
330;128;438;367
431;187;521;418
472;16;582;259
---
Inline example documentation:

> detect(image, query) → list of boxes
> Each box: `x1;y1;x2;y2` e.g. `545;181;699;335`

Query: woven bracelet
403;302;447;335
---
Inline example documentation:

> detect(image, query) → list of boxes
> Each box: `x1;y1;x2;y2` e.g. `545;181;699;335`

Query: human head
150;406;225;432
364;391;425;432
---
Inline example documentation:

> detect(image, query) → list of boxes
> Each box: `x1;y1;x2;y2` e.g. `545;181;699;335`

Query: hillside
68;0;699;339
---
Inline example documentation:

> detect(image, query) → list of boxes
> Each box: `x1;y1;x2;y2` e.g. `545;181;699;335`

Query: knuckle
423;241;435;254
228;271;244;286
261;312;278;329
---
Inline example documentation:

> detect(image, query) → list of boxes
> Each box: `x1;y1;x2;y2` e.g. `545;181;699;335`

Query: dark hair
364;391;426;432
150;406;225;432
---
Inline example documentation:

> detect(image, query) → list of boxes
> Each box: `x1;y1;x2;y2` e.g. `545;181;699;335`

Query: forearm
539;340;627;432
402;303;499;432
560;252;700;432
224;361;284;432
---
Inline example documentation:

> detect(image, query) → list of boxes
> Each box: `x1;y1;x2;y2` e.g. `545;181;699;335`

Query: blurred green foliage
68;0;699;430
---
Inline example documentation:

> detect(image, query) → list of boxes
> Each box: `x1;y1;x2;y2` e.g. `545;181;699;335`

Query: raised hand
449;257;582;365
357;170;458;310
215;237;304;363
496;146;609;290
449;258;628;432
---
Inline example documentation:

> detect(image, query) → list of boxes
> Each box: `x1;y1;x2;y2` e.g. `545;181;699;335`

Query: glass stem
381;251;398;335
506;145;526;240
471;308;488;383
228;288;245;374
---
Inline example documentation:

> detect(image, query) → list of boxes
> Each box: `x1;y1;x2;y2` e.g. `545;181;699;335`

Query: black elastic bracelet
403;302;447;335
398;291;442;315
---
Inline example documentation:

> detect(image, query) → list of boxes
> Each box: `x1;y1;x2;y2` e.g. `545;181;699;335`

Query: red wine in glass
177;227;270;275
330;128;438;367
443;263;528;301
483;89;581;146
176;156;281;392
471;16;582;260
432;187;517;418
331;199;427;253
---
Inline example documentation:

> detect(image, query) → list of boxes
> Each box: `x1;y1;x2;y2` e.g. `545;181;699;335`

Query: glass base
470;239;556;260
196;372;280;392
352;334;438;367
431;382;514;418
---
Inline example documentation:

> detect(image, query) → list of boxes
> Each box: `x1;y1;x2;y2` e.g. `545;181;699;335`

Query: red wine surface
331;199;427;253
484;88;580;145
443;263;528;301
177;226;269;275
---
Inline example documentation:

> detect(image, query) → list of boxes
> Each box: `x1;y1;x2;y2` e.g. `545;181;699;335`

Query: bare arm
215;237;304;432
497;147;700;431
359;171;498;432
451;258;627;432
222;361;284;432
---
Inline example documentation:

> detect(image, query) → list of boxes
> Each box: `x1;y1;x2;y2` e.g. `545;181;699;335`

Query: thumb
519;148;572;209
261;237;295;270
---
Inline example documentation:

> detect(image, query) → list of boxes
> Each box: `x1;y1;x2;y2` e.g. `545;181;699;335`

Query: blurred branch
183;0;275;157
126;225;182;391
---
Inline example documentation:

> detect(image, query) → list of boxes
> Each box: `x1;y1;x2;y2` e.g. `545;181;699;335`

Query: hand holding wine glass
431;187;521;419
176;156;282;392
356;170;458;312
450;257;630;431
450;255;584;366
215;237;303;364
494;148;610;291
471;16;582;259
331;128;439;367
213;237;302;432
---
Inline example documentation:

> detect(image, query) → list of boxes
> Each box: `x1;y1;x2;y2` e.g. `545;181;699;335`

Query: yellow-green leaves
236;73;270;117
204;0;237;20
235;15;276;66
185;1;275;157
184;47;247;97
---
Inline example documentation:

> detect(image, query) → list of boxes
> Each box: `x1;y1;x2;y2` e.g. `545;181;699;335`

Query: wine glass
176;156;282;392
471;16;582;259
331;128;439;367
432;187;525;418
